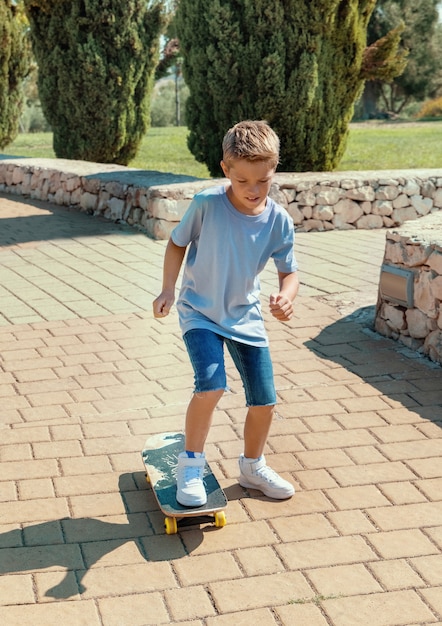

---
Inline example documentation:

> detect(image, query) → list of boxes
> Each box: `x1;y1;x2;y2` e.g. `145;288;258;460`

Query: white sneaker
176;452;207;507
239;454;295;499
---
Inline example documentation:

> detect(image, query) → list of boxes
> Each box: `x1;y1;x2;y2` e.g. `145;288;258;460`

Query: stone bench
375;212;442;364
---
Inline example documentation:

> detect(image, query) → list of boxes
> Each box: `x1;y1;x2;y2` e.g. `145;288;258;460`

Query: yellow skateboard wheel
164;517;178;534
214;511;226;528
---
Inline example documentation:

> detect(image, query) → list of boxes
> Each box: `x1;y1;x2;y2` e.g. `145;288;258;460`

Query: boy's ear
220;160;229;178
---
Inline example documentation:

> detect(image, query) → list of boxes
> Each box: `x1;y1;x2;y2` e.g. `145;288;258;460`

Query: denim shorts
183;328;276;407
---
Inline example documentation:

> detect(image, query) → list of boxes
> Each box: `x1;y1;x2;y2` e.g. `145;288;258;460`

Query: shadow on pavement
304;305;442;425
0;472;205;599
0;193;138;247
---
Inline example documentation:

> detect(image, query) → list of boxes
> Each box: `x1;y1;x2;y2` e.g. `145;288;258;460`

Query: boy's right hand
153;290;175;318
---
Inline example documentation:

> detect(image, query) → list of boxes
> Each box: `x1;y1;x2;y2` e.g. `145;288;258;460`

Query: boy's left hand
269;293;293;321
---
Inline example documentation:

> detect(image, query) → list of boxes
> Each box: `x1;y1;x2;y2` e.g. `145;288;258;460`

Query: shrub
416;97;442;119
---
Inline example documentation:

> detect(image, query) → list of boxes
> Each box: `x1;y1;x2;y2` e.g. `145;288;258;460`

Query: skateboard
141;432;227;534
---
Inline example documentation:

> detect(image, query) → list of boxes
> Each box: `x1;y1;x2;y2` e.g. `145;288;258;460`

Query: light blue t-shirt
171;185;298;347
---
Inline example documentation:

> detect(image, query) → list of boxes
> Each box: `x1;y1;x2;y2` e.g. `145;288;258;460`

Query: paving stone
366;528;438;559
242;490;334;520
326;485;391;510
322;590;436;625
0;573;35;605
34;570;82;602
406;457;442;478
327;510;377;535
415;477;442;501
61;513;151;543
0;498;69;524
53;472;123;497
425;526;442;549
97;592;170;626
18;478;55;500
79;562;177;598
235;546;285;576
32;440;83;459
370;424;427;443
368;559;426;591
181;521;277;555
380;439;442;461
344;445;391;465
275;536;378;570
296;448;355;469
378;481;428;505
274;603;330;626
164;586;217;621
367;501;442;531
209;571;313;613
329;461;415;486
173;552;242;586
298;428;377;450
296;468;339;489
59;455;113;476
334;411;386;429
0;600;102;626
419;586;442;617
0;480;16;503
411;555;442;585
302;414;343;432
69;492;128;518
306;563;382;597
270;513;338;542
377;408;426;425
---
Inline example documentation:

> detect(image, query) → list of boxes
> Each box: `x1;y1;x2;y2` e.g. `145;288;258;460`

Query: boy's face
221;158;275;215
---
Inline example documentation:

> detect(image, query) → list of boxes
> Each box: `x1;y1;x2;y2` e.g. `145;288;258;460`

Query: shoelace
183;465;204;483
256;465;281;484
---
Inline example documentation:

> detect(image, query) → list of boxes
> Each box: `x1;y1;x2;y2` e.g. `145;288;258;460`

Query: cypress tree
24;0;165;164
177;0;390;174
0;0;31;149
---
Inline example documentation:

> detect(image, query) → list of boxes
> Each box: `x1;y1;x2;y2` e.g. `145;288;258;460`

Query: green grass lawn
339;122;442;171
3;121;442;178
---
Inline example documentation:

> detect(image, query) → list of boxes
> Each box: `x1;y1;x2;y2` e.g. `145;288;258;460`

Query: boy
153;120;299;507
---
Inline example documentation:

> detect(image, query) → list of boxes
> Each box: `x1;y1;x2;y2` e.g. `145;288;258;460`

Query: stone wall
1;157;442;240
375;212;442;365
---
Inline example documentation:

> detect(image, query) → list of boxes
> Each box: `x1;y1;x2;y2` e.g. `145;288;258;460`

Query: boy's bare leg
184;389;225;452
240;404;294;499
243;405;274;458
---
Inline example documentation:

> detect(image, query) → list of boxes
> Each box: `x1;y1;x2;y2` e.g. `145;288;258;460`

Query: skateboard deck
141;432;227;534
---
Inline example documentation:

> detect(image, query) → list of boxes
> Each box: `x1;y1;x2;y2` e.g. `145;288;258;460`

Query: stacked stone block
375;212;442;364
1;158;441;240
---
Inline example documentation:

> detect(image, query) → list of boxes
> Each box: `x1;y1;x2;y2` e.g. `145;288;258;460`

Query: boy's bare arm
269;271;299;321
153;238;187;318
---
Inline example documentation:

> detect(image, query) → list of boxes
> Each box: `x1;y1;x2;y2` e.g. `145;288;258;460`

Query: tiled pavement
1;190;442;626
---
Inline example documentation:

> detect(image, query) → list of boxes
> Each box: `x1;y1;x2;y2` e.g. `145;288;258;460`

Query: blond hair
222;120;280;168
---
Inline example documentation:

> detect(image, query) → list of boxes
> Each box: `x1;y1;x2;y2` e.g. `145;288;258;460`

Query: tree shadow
0;472;205;599
304;305;442;425
0;193;137;247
